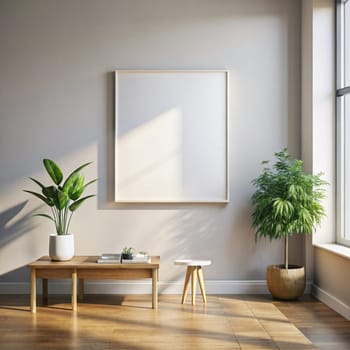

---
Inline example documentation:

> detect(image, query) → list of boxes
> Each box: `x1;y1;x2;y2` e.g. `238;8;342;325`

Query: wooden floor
0;294;349;349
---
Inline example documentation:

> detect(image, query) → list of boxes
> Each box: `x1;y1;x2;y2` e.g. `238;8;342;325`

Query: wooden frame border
114;70;229;204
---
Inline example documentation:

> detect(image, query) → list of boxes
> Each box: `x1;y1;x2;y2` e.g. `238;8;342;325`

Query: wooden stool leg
182;266;193;304
197;266;207;303
191;267;197;305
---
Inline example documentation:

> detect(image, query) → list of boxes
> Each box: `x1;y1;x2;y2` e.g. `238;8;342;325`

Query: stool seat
175;259;211;267
174;259;211;305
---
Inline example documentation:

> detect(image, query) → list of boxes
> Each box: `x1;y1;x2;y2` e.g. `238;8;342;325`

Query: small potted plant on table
251;149;327;300
122;247;135;260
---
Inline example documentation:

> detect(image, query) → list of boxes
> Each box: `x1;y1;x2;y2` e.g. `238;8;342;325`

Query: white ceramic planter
49;234;74;261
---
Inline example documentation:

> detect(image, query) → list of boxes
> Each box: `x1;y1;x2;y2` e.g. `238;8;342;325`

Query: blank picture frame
115;70;229;203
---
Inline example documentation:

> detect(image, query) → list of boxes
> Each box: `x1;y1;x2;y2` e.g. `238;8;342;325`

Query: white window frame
337;0;350;246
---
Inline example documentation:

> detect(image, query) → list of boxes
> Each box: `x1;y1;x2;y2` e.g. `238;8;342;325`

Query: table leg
72;269;77;312
152;268;158;309
191;267;197;305
42;278;48;305
30;269;36;313
78;279;84;301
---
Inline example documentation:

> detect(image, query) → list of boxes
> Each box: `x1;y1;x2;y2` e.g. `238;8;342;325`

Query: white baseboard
0;280;312;295
0;280;269;295
312;284;350;321
161;280;270;295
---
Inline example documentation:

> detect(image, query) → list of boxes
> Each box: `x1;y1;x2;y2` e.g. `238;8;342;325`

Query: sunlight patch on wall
116;108;182;201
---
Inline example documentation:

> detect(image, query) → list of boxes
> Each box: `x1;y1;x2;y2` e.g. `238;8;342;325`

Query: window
337;0;350;246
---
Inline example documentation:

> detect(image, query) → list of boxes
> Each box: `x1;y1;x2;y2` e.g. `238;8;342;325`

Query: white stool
175;259;211;305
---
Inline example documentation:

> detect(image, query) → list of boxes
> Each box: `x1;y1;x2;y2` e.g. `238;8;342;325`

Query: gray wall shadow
0;201;41;282
0;201;38;248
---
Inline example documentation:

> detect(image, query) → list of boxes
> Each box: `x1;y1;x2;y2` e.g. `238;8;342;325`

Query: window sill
313;243;350;260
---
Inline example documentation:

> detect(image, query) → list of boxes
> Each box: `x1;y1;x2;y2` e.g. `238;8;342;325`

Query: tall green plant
24;159;96;235
251;149;327;269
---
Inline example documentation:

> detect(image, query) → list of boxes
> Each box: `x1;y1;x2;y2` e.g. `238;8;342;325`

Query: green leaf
23;190;54;206
33;213;55;222
69;195;95;212
43;159;63;185
42;186;57;200
53;189;69;210
29;177;45;189
63;162;92;189
63;173;85;200
84;178;97;189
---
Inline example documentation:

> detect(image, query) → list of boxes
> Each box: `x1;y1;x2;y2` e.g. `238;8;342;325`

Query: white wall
0;0;302;293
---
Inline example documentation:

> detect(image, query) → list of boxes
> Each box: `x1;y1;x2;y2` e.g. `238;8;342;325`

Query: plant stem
57;209;61;234
51;207;58;233
58;209;63;234
66;211;73;234
284;236;289;269
63;206;68;234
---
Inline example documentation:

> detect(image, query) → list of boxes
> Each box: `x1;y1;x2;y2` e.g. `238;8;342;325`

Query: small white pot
49;234;74;261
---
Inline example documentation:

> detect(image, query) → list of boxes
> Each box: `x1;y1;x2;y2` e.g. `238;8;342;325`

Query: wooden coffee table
27;256;160;313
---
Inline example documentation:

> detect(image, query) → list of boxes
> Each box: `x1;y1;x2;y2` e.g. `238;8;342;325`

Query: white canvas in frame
115;70;229;203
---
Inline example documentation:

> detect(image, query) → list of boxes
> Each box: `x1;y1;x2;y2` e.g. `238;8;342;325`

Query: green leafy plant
251;149;328;269
24;159;96;235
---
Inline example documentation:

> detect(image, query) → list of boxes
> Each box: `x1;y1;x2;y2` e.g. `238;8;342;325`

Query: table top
28;256;160;269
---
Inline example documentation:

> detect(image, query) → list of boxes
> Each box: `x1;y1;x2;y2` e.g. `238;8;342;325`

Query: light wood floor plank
0;294;349;349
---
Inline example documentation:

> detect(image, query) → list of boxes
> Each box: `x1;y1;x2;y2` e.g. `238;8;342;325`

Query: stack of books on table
96;253;121;264
122;254;151;264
